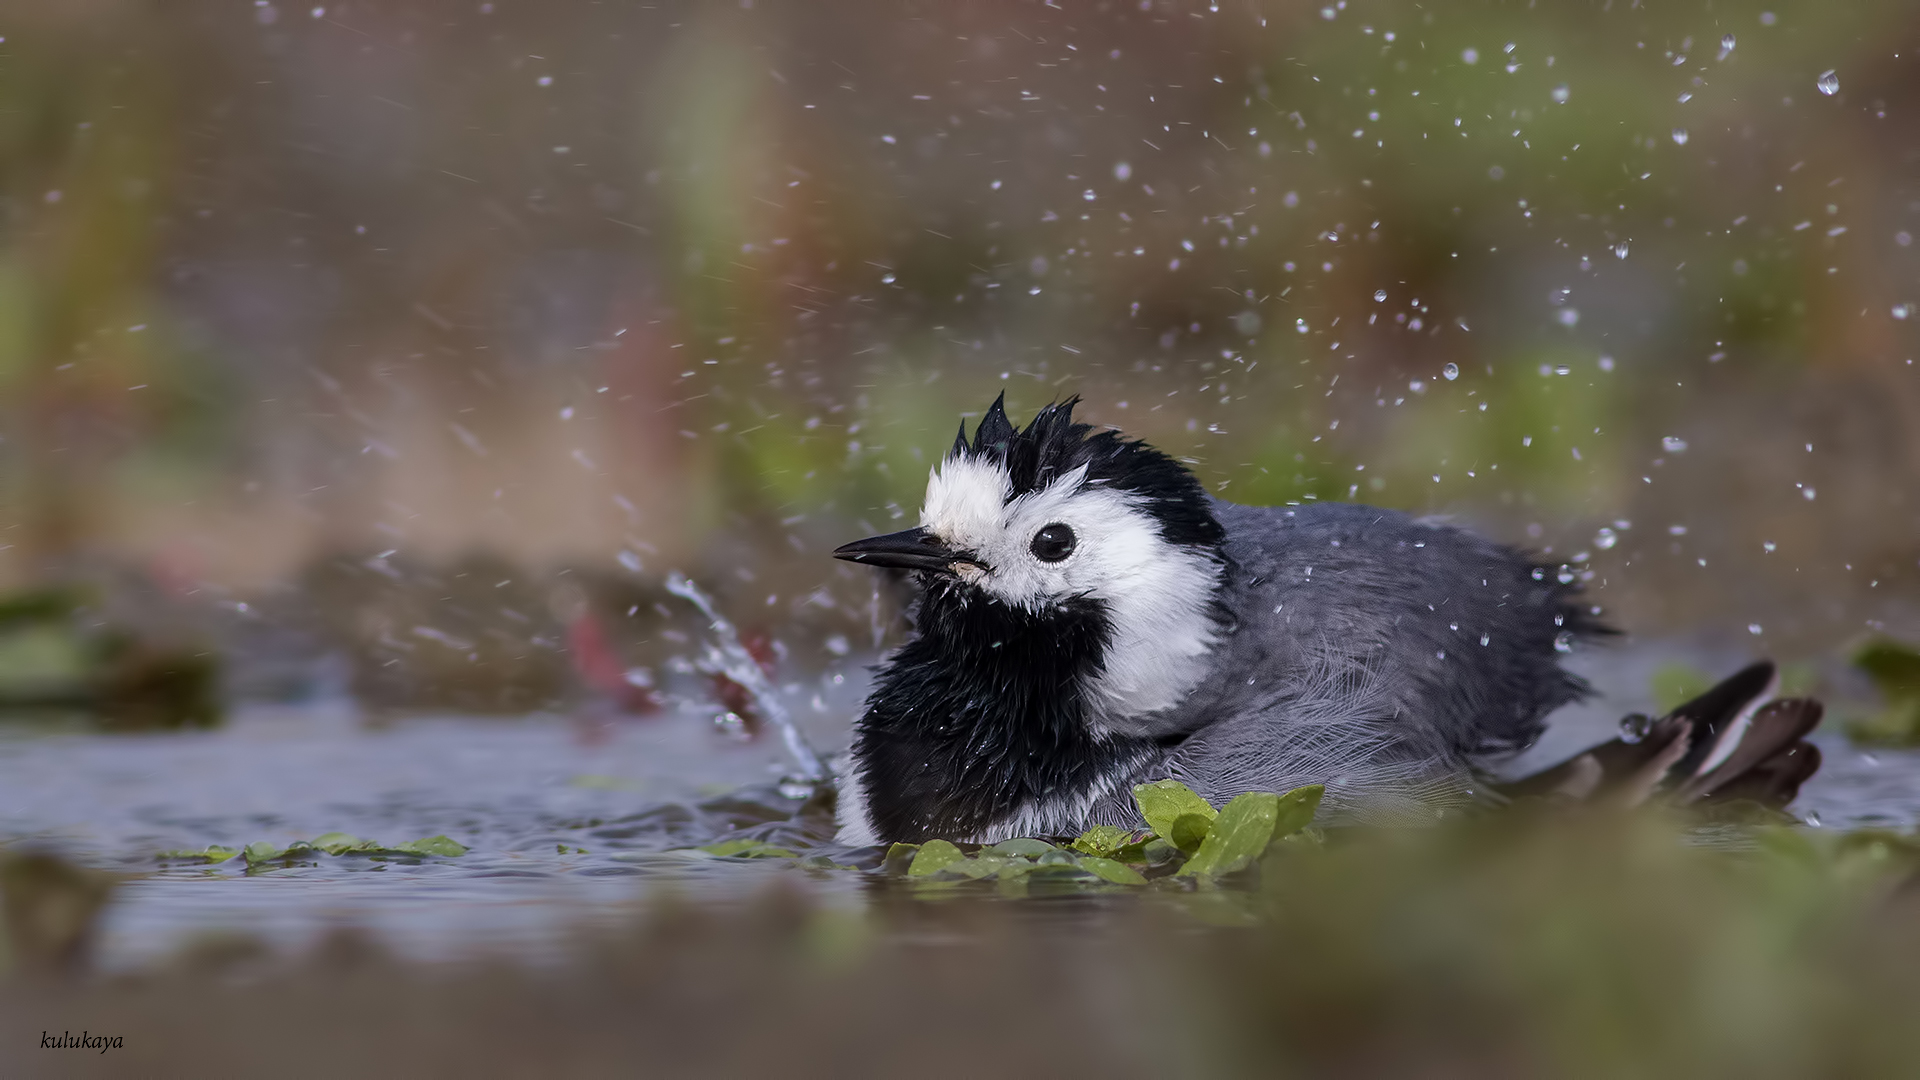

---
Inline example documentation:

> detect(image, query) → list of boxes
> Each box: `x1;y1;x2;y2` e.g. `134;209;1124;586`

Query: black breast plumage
850;579;1157;843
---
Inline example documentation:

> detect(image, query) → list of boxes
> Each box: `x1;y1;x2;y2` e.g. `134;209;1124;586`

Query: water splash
666;573;828;782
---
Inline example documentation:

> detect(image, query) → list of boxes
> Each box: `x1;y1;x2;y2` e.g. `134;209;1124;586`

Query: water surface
1;646;1913;969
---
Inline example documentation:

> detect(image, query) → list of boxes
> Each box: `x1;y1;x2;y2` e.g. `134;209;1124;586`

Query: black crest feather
952;397;1223;549
973;392;1016;455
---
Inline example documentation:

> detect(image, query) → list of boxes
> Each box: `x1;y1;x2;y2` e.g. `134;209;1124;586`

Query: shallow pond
1;643;1915;970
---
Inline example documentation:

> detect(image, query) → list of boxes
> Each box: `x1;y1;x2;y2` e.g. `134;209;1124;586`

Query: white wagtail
832;396;1821;845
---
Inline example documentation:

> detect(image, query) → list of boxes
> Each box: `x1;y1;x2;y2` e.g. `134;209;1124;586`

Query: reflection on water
2;646;1916;969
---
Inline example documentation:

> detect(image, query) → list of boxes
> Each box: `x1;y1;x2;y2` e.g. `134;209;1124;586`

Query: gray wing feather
1083;499;1591;831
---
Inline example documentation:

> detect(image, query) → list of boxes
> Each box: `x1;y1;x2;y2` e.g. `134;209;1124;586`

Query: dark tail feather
1676;698;1823;803
1502;661;1823;811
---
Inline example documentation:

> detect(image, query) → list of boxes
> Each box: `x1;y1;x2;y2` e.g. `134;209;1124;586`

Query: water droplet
1613;242;1629;259
1557;308;1580;327
1748;623;1764;635
1598;355;1616;372
1662;435;1688;452
1619;713;1653;743
1817;70;1839;96
1802;486;1817;501
1113;161;1132;181
1551;85;1570;104
1373;289;1387;302
1557;567;1576;584
1554;631;1575;653
1296;318;1309;333
1442;362;1460;381
1461;47;1479;64
1720;33;1736;55
1409;379;1426;393
1893;304;1910;320
880;272;896;284
713;711;750;740
1479;634;1491;646
1082;189;1097;201
1671;128;1688;145
1594;527;1617;550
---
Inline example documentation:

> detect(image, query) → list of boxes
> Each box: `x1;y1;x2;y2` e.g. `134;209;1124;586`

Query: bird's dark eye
1030;523;1077;562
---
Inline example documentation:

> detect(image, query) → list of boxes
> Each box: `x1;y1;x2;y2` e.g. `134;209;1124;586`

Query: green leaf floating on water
231;834;470;866
908;839;968;877
1134;779;1217;852
987;838;1055;858
1178;792;1282;879
391;835;470;857
1077;856;1148;885
1070;825;1139;858
881;842;921;875
699;838;799;859
243;841;300;865
156;846;239;864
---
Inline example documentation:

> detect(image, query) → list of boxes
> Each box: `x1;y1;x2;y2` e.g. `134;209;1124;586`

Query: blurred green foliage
1845;636;1920;745
0;0;1909;688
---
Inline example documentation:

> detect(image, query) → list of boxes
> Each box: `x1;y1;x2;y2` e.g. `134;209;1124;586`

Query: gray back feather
1085;498;1593;828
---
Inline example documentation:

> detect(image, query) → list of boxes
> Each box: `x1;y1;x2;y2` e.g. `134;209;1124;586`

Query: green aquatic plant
1134;778;1221;854
697;838;799;859
689;779;1325;891
156;835;469;869
154;846;239;865
1846;637;1920;746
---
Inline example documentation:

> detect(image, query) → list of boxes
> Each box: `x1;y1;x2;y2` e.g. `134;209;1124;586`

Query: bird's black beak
832;527;979;576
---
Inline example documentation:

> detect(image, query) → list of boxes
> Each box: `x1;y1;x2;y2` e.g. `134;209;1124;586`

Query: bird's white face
918;451;1223;729
921;454;1161;610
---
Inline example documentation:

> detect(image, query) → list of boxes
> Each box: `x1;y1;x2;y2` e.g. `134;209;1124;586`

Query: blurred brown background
0;0;1916;708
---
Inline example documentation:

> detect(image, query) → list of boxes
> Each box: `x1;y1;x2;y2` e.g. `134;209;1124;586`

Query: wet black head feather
952;396;1224;549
